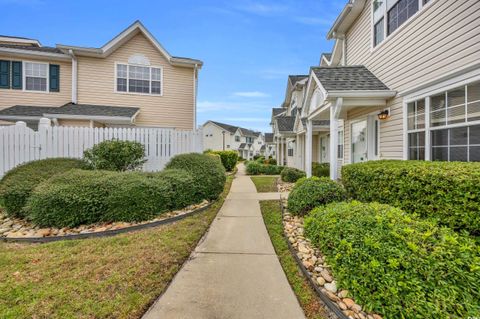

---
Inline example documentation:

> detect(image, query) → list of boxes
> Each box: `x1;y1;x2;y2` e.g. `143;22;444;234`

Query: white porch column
279;137;284;166
305;120;313;177
330;98;343;180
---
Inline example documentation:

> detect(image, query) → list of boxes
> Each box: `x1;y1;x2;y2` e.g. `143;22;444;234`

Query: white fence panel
0;122;203;177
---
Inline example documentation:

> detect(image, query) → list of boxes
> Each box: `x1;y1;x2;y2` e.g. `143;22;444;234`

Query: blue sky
0;0;345;132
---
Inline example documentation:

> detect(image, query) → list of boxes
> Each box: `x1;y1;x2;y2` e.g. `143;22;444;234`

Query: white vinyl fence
0;121;203;177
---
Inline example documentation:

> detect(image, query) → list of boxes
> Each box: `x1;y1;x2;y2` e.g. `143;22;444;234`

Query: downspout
193;64;198;130
68;49;78;104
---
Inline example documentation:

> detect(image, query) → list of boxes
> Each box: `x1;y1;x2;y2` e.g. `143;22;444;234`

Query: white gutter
42;113;134;123
327;90;397;98
68;49;78;104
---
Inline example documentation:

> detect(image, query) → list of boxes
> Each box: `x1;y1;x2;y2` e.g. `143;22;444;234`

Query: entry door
351;120;368;163
320;136;329;163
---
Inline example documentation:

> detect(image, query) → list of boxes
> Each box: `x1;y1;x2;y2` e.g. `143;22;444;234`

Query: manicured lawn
260;200;328;319
0;176;233;319
250;176;278;192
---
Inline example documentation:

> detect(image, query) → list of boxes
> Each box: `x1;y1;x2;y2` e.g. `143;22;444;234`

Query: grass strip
260;200;329;319
250;176;278;192
0;176;233;319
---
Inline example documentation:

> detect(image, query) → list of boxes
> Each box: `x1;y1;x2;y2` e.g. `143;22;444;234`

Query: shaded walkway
143;163;305;319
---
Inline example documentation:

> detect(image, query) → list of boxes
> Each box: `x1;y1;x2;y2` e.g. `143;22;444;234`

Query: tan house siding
0;56;72;109
77;33;195;129
343;0;480;162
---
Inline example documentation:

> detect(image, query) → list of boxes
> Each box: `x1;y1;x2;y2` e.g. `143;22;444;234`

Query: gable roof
264;133;274;143
276;116;296;132
57;21;202;67
239;128;258;137
207;121;239;134
311;66;390;91
272;108;285;117
288;75;308;85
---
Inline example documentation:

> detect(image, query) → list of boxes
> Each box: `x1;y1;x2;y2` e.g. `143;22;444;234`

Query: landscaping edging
1;202;213;244
280;202;348;319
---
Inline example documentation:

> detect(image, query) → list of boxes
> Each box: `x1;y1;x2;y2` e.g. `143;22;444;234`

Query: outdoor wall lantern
377;110;389;120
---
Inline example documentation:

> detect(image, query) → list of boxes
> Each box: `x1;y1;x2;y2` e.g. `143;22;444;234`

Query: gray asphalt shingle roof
272;108;285;118
312;66;390;91
265;133;274;143
0;103;139;118
209;121;239;134
276;116;295;132
0;105;58;117
238;143;247;149
0;44;65;54
288;75;308;85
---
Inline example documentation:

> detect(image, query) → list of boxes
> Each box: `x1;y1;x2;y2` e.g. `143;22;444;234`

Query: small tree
84;140;146;171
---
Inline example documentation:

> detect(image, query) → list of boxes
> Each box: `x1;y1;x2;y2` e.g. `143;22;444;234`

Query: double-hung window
373;0;432;47
337;130;344;159
116;63;162;95
407;81;480;162
25;62;48;92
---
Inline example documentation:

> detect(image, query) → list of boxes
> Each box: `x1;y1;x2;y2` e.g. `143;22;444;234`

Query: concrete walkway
143;164;305;319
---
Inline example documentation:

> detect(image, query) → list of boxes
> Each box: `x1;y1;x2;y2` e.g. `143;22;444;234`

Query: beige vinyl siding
77;33;195;130
0;56;72;109
343;0;480;161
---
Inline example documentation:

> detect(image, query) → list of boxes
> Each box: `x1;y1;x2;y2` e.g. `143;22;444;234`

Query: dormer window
116;63;162;95
373;0;432;47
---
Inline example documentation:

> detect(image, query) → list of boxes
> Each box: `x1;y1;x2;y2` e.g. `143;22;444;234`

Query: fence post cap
38;117;51;129
15;121;27;127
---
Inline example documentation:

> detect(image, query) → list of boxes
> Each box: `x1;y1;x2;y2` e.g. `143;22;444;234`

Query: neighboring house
0;21;202;130
264;133;276;158
273;0;480;179
202;120;265;160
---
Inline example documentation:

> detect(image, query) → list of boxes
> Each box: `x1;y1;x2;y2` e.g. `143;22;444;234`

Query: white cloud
233;91;270;98
236;3;288;15
197;101;271;113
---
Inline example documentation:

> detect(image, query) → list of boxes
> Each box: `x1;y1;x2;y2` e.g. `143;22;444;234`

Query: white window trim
404;78;480;161
371;0;436;52
22;61;49;94
114;62;163;97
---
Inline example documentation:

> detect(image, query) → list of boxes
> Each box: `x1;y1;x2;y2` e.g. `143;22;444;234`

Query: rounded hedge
287;177;346;216
149;169;198;209
208;150;238;171
312;162;329;177
83;139;146;171
165;153;226;201
304;201;480;318
27;169;173;228
245;161;284;175
342;160;480;236
281;167;306;183
0;158;87;218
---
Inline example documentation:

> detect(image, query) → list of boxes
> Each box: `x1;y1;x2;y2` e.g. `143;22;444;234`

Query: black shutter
12;61;22;89
49;64;60;92
0;60;10;89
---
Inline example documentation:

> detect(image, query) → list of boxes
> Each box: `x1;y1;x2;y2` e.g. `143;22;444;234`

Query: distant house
202;120;265;160
0;20;202;130
272;0;480;179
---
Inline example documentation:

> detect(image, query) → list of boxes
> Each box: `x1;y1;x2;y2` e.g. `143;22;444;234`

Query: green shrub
27;170;172;228
208;150;238;171
0;158;87;218
245;161;284;175
149;169;198;209
342;160;480;236
265;158;277;165
287;177;346;216
304;201;480;318
83;140;146;171
254;155;265;163
280;167;306;183
312;162;329;177
165;153;226;201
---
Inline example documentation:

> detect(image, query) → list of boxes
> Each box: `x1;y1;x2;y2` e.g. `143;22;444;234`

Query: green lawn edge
250;176;278;192
260;200;329;319
0;176;233;319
